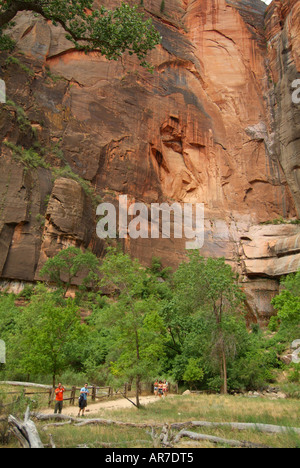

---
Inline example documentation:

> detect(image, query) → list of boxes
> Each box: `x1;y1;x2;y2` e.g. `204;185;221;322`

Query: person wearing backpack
78;383;89;417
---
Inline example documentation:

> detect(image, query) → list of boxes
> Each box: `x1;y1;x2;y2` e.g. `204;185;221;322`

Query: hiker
78;383;89;417
154;380;159;396
163;380;168;397
54;382;65;414
158;381;164;398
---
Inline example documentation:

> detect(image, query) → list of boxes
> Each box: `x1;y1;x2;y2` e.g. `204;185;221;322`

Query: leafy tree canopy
5;284;88;386
96;247;166;407
0;1;161;68
40;246;100;297
271;271;300;340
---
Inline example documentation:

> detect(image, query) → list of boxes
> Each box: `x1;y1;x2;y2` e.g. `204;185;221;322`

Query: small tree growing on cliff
0;1;161;69
40;246;100;298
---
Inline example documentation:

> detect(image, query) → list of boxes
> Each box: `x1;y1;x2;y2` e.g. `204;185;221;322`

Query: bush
268;316;280;332
182;358;204;389
288;364;300;383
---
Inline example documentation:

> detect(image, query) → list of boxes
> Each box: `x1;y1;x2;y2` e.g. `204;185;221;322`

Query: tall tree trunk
135;329;141;408
220;339;228;395
221;347;228;394
136;375;141;409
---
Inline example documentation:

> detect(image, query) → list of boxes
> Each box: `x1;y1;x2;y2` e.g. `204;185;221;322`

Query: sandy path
42;395;160;417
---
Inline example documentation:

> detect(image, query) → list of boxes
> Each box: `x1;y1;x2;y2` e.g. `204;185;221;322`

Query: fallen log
32;412;163;428
8;407;44;449
173;420;300;435
32;413;79;423
32;413;300;435
174;430;270;448
41;420;72;431
75;418;159;428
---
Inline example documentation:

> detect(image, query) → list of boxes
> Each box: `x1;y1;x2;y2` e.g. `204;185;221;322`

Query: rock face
265;0;300;215
0;0;299;323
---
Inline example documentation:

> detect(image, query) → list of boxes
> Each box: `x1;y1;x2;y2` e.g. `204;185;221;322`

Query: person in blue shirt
78;383;89;417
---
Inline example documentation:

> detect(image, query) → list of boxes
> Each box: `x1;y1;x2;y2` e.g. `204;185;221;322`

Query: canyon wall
0;0;299;323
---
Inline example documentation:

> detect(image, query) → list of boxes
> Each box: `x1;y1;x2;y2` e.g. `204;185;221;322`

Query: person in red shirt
54;383;65;414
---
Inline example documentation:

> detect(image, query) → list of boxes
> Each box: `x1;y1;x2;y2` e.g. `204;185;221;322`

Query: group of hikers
53;379;170;416
54;382;89;417
154;379;169;397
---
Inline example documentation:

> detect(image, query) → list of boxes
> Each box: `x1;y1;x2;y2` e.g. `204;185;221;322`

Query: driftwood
32;413;300;434
174;430;270;448
47;434;56;449
75;418;157;428
33;412;163;428
41;420;72;431
8;407;44;449
160;424;174;448
194;420;300;435
172;420;300;435
29;413;300;449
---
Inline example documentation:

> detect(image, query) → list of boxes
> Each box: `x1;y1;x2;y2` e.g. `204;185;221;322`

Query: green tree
170;252;245;394
0;1;161;68
40;246;100;298
97;247;165;408
11;285;87;386
182;357;204;390
271;271;300;340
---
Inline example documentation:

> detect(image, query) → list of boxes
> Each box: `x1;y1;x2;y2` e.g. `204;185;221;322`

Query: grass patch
3;142;50;170
99;394;300;428
29;395;300;448
1;393;300;448
5;56;34;77
39;424;153;449
260;217;300;225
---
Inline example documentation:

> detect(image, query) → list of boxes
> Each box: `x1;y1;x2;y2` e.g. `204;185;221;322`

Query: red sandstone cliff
0;0;299;322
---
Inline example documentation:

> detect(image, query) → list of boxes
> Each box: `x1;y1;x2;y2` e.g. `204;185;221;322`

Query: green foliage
0;1;161;69
5;56;34;76
271;271;300;340
260;217;300;225
268;315;280;332
0;293;19;346
149;256;172;280
288;364;300;383
164;252;246;393
0;19;15;51
1;249;298;396
40;246;100;297
182;358;204;388
3;141;49;170
4;99;36;134
1;285;87;386
95;247;167;406
230;347;277;391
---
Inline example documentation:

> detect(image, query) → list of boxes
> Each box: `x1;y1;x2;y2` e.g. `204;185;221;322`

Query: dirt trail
42;395;160;417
